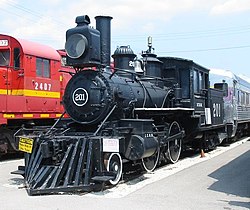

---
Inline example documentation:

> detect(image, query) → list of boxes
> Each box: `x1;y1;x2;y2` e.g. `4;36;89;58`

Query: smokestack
95;16;113;67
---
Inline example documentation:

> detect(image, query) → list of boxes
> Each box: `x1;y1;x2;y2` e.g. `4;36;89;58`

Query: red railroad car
0;34;72;155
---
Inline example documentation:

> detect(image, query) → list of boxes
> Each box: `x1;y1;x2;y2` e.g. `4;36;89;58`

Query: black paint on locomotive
65;15;101;67
12;14;250;195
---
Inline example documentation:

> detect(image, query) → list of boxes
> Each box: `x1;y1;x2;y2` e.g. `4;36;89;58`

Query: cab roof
0;34;60;61
17;38;60;60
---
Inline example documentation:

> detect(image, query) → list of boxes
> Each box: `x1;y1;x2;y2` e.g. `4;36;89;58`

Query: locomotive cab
0;35;23;116
0;34;73;154
159;57;210;122
0;34;64;122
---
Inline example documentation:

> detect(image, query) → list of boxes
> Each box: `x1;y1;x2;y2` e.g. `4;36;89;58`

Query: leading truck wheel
166;121;182;164
104;153;123;185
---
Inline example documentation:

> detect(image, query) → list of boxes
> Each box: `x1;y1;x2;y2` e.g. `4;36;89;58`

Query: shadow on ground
208;150;250;209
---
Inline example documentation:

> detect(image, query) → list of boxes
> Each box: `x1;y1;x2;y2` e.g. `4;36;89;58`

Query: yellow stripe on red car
11;89;60;98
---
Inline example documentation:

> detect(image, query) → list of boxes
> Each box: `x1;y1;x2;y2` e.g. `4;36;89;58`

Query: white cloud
74;0;197;21
10;15;64;48
40;0;61;5
64;0;208;35
1;0;250;49
210;0;250;15
0;0;9;6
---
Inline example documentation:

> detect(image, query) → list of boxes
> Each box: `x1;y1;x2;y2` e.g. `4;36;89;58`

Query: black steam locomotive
13;15;250;195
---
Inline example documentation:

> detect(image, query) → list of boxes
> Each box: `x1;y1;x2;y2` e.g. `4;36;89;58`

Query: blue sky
1;0;250;77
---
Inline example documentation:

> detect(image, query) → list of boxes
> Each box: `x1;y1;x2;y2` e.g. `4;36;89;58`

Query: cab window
199;72;204;90
180;69;190;98
214;83;228;97
14;48;21;69
193;70;199;93
0;50;10;66
36;57;50;78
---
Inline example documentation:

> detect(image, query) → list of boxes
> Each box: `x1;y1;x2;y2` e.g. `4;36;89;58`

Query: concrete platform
0;138;249;210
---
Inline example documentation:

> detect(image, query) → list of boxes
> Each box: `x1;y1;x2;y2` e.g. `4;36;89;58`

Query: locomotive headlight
65;34;88;59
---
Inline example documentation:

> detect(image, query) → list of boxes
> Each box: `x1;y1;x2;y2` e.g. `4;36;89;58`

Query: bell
134;60;144;73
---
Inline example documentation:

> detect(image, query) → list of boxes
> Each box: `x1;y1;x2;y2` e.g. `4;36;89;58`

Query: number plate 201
19;137;34;153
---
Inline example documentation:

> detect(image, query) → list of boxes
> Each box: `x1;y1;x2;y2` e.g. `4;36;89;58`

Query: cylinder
124;135;158;160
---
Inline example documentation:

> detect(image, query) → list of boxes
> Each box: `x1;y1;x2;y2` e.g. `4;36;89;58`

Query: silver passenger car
210;69;250;138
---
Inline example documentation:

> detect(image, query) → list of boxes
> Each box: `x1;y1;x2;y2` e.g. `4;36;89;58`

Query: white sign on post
103;138;119;152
